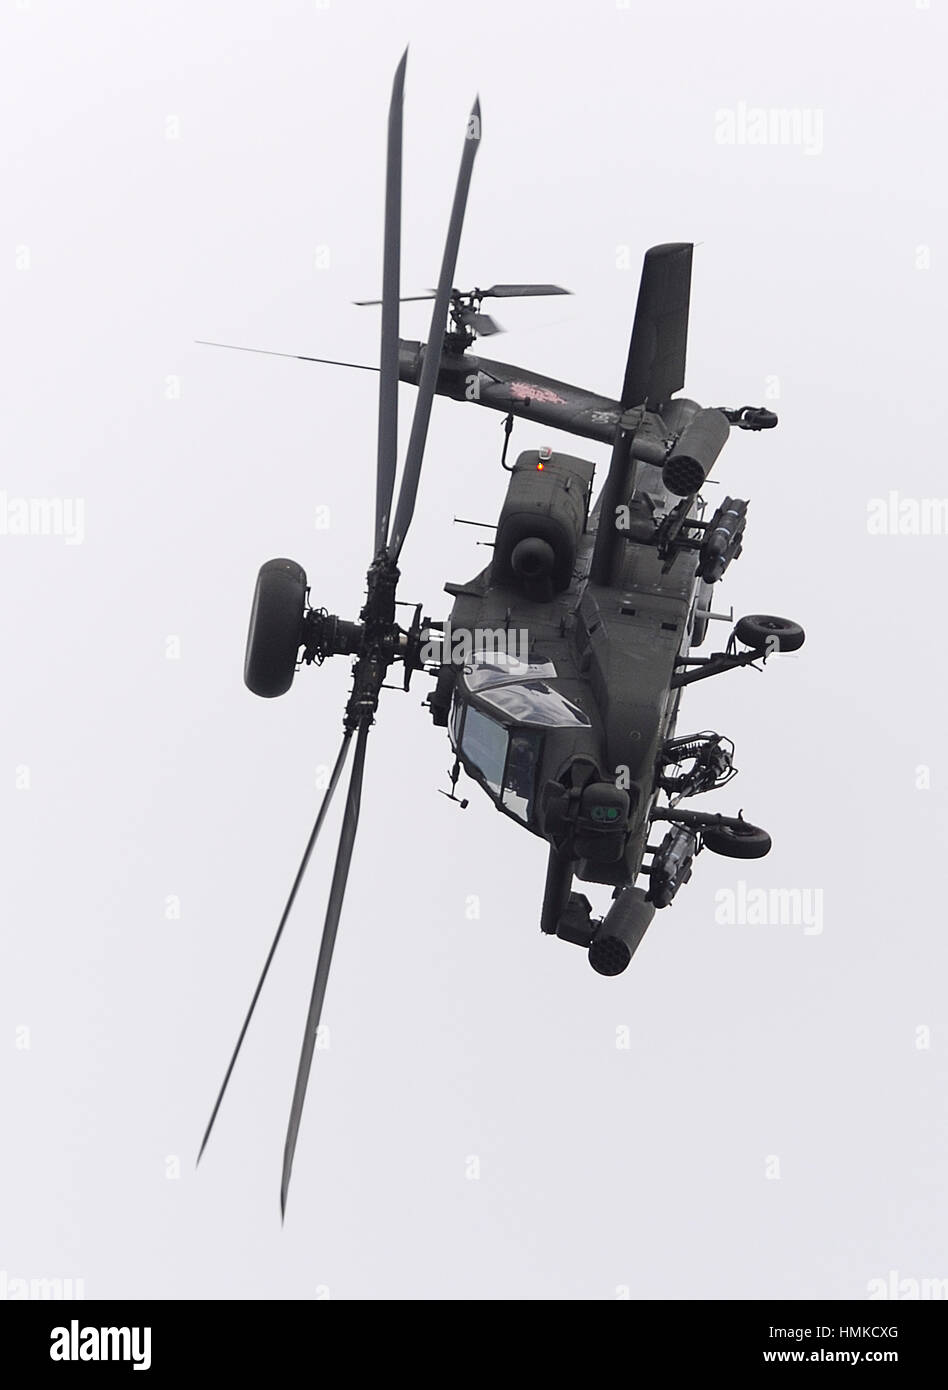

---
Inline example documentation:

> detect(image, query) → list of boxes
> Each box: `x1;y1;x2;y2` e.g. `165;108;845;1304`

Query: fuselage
442;436;711;891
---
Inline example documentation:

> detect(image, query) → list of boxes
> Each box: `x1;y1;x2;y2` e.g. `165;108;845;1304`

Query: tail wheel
701;820;772;859
733;614;805;653
244;558;307;698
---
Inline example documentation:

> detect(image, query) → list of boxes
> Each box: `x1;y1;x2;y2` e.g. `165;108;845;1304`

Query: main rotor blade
375;49;407;555
354;291;437;306
197;730;354;1166
195;340;378;373
387;97;482;561
482;283;570;298
280;723;370;1219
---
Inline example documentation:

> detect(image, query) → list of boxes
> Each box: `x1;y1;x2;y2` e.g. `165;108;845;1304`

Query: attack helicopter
198;52;804;1214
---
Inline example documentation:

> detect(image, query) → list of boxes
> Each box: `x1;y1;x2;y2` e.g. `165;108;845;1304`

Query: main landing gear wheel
734;614;805;653
701;820;772;859
244;558;307;698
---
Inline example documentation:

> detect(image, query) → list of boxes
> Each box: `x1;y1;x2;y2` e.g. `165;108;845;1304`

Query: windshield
460;706;507;794
463;652;557;692
457;702;541;823
478;679;590;728
502;731;540;822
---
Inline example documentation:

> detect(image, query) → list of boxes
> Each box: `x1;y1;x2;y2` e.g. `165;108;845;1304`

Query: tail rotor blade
197;730;355;1166
280;724;370;1218
387;97;482;561
482;283;570;299
375;49;407;554
470;311;502;337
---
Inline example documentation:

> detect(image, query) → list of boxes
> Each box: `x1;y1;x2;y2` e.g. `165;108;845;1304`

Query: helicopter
198;51;804;1215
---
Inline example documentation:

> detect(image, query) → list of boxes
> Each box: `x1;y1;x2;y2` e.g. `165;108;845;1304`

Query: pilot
505;733;536;800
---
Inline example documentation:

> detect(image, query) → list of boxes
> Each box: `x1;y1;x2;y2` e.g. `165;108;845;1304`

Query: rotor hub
300;554;436;730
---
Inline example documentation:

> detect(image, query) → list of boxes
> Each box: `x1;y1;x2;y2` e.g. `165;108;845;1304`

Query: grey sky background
2;0;946;1299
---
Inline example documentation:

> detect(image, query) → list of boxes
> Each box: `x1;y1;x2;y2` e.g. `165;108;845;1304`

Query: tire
733;614;805;653
244;558;307;698
702;821;772;859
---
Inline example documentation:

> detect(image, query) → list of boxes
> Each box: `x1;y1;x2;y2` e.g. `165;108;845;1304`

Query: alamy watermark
50;1322;150;1371
867;492;948;536
867;1270;948;1300
1;1269;85;1300
419;622;529;668
715;102;824;156
715;880;823;935
0;492;85;545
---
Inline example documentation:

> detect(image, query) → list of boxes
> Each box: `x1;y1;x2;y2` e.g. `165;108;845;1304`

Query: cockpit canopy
450;653;591;823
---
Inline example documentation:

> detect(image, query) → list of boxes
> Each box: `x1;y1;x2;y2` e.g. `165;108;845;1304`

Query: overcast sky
2;0;946;1299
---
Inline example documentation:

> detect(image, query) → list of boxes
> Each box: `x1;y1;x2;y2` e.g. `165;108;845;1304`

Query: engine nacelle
493;449;594;599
